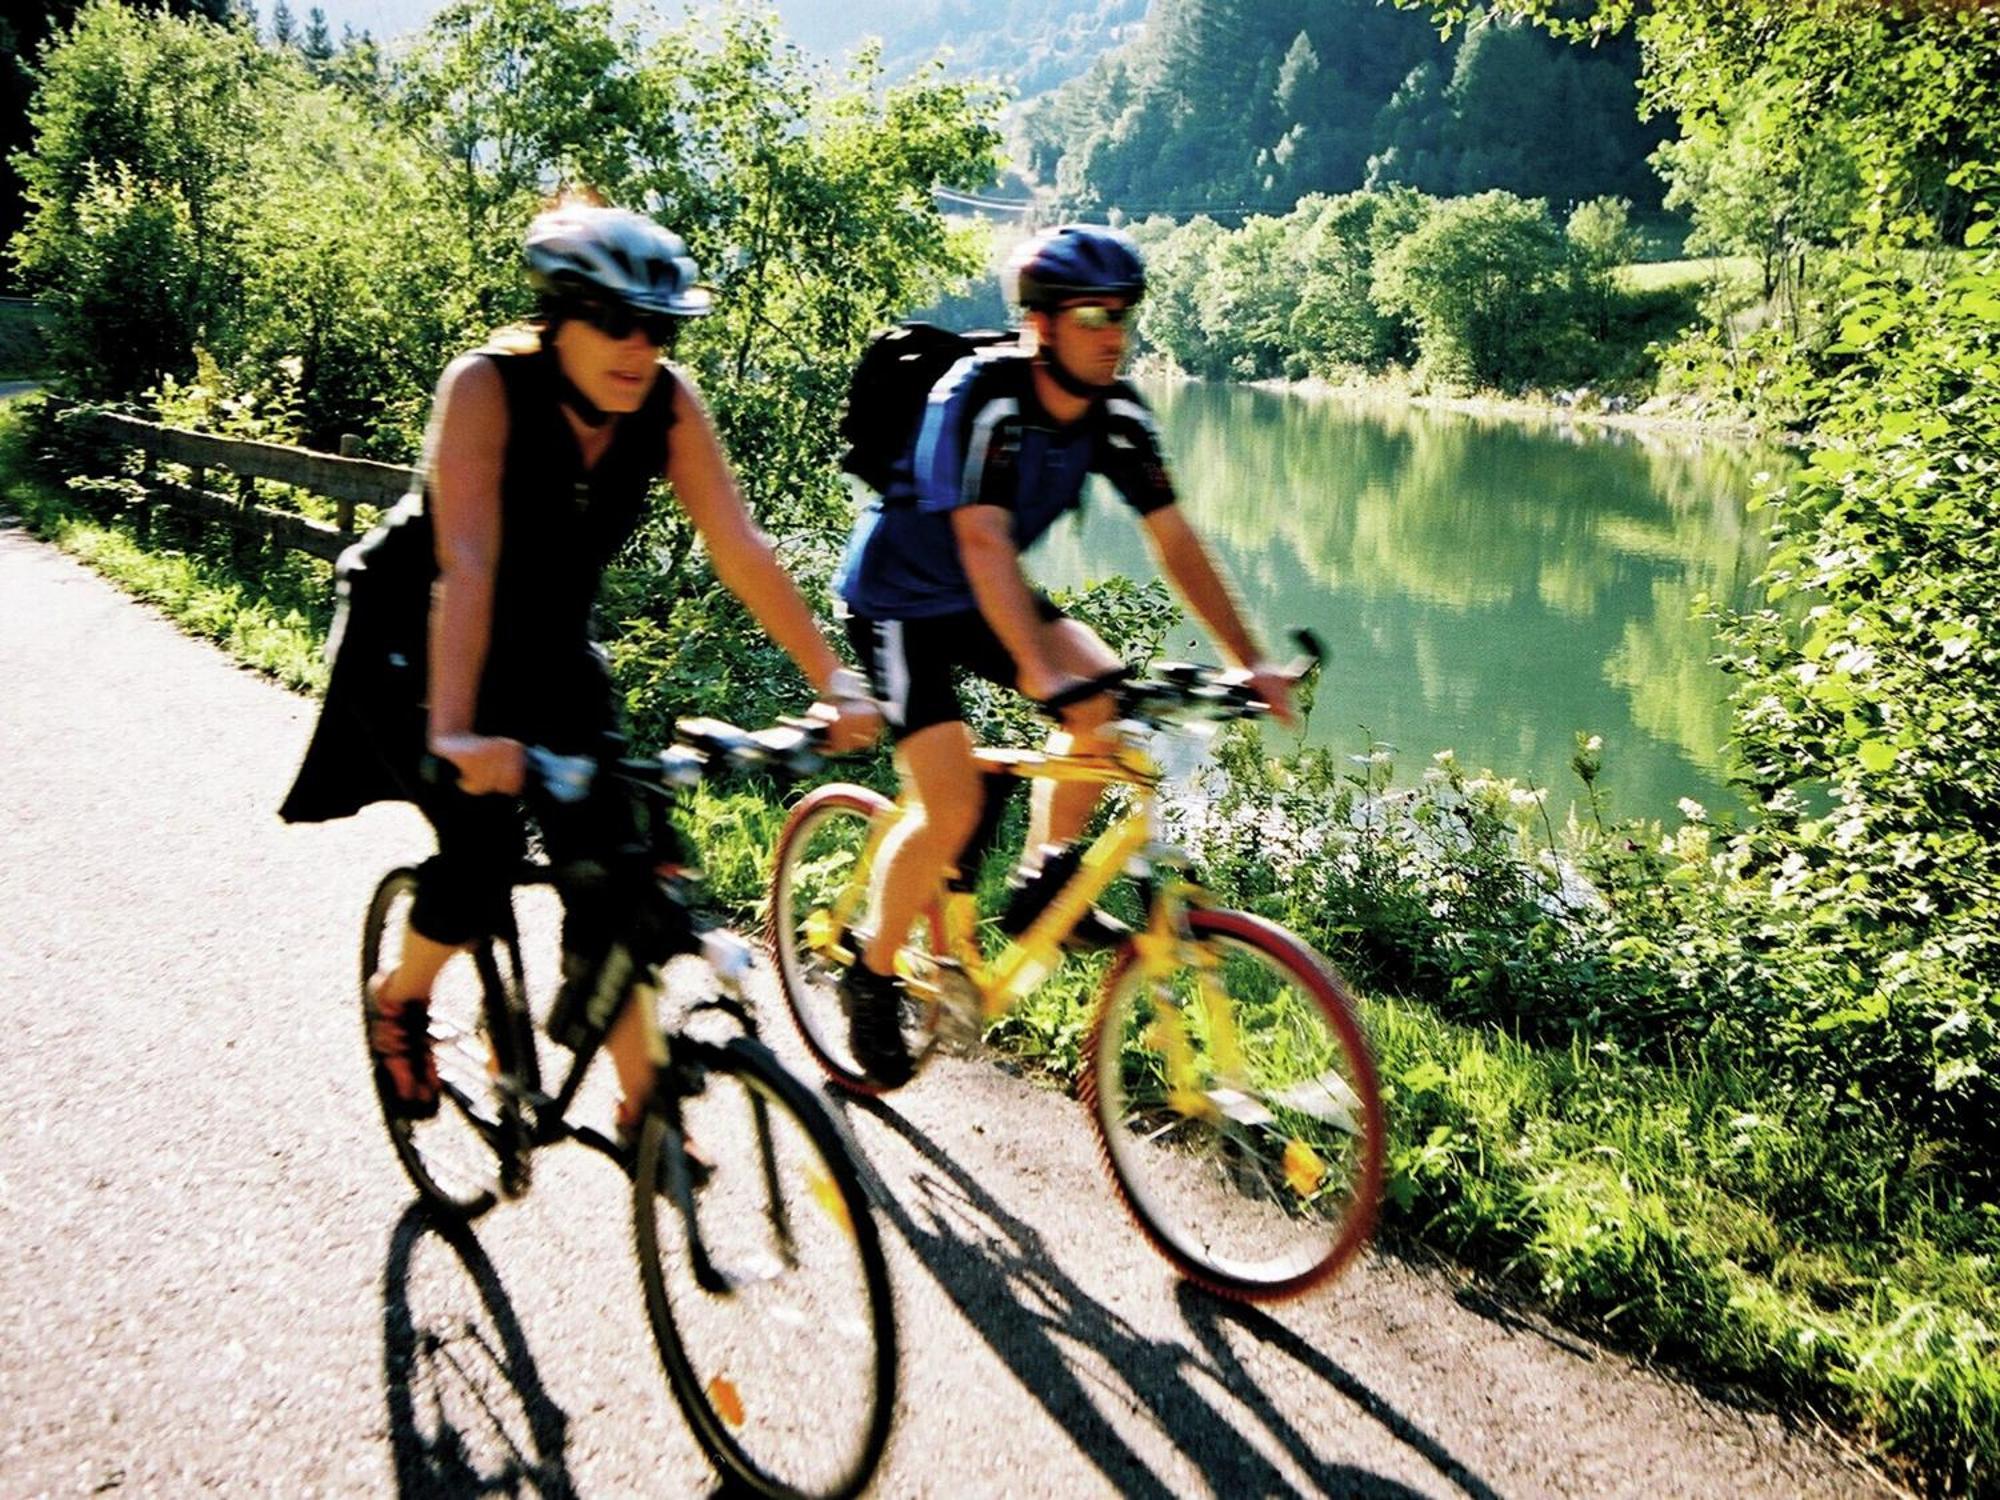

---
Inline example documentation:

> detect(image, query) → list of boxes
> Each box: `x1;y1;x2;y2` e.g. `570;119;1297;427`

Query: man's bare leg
861;720;985;977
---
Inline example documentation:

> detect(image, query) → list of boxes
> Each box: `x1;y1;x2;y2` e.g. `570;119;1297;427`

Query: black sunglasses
566;298;682;348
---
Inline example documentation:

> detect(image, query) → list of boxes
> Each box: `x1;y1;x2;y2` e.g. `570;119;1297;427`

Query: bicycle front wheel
1084;907;1385;1301
361;869;516;1218
633;1035;896;1500
768;783;938;1093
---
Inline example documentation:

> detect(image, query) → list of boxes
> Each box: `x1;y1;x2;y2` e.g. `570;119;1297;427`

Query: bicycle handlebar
426;716;833;807
1046;627;1325;729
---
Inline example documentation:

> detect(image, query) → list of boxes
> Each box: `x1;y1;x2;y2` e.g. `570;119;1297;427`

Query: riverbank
1130;354;1783;445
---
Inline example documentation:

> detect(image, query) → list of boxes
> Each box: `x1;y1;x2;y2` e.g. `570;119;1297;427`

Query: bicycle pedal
501;1156;533;1199
931;969;984;1054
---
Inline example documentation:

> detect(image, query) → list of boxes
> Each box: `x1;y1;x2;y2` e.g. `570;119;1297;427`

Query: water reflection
1031;381;1785;820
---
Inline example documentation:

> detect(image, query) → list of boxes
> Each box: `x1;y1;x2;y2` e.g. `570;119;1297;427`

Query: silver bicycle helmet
524;204;712;318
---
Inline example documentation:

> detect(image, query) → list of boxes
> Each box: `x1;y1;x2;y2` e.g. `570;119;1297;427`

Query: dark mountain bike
359;718;895;1500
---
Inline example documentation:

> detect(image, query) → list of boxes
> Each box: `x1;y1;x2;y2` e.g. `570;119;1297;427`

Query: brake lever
1287;627;1326;677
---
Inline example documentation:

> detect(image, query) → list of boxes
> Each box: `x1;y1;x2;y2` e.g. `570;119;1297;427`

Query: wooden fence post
186;463;207;548
234;470;261;565
336;435;361;535
133;448;154;544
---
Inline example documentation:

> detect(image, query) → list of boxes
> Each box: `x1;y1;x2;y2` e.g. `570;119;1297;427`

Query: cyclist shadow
379;1204;577;1498
1176;1285;1505;1500
841;1095;1494;1500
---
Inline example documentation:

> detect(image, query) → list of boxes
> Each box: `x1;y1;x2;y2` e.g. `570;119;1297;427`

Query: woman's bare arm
424;353;524;793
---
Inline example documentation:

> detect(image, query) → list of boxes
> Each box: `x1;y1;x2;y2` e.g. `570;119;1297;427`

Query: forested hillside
1019;0;1669;217
778;0;1144;95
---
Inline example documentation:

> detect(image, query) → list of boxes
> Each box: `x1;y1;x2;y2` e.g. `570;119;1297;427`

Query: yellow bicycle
767;638;1385;1301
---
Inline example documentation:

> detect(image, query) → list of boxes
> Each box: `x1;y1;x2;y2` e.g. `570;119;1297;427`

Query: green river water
1030;379;1789;822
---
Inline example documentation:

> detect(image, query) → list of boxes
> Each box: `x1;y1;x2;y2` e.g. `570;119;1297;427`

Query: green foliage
1564;195;1638;336
1128;186;1697;396
1711;216;2000;1160
1020;0;1661;220
11;1;272;397
1371;191;1575;390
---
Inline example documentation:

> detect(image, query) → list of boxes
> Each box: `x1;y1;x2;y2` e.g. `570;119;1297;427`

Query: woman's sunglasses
1063;303;1134;330
567;298;682;349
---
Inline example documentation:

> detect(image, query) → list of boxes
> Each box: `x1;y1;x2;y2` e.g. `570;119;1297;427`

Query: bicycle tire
360;868;518;1218
632;1034;897;1500
1082;906;1385;1301
768;784;939;1095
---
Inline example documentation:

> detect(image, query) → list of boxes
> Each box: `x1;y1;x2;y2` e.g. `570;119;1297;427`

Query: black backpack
838;322;1014;494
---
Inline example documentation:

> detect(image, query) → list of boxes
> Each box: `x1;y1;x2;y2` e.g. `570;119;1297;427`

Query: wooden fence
57;404;415;562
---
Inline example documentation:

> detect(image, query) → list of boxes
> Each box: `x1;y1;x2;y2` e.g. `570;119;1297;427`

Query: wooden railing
57;405;416;562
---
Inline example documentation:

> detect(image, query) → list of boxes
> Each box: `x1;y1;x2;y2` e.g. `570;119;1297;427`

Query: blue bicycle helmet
1009;225;1146;310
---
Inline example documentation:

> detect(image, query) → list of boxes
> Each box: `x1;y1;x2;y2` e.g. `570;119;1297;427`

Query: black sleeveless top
279;344;677;823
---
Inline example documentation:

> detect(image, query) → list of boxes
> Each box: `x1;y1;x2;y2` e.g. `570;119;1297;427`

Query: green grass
1617;255;1759;293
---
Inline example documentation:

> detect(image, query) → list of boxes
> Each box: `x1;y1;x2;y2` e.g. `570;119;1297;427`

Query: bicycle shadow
1176;1285;1506;1500
840;1095;1494;1500
379;1204;577;1498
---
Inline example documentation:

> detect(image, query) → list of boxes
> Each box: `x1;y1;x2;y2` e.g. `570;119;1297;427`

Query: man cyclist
282;200;878;1133
833;223;1296;1087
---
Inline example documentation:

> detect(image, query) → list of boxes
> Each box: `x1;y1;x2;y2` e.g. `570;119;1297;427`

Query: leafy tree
1564;193;1637;335
1651;75;1859;324
12;0;271;394
394;0;642;327
0;0;234;291
1193;212;1295;378
1288;189;1429;372
1371;189;1573;388
1131;213;1229;375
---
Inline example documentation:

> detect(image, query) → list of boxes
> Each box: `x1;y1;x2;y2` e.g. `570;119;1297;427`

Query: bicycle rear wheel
1083;907;1385;1301
768;784;938;1093
361;869;517;1218
632;1034;896;1500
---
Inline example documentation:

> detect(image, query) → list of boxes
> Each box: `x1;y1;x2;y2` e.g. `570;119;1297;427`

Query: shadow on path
379;1204;577;1499
841;1094;1495;1499
1179;1285;1505;1500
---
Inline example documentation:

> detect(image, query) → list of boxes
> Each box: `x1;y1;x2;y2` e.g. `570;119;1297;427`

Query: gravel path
0;517;1896;1498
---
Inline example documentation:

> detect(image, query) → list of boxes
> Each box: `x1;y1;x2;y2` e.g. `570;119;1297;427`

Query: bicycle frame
818;734;1252;1108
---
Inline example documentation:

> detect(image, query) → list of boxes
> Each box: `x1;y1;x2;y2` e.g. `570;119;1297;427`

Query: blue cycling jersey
836;347;1175;620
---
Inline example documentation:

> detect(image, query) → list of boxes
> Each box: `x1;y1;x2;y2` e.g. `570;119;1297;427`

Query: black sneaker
840;962;915;1089
998;844;1132;952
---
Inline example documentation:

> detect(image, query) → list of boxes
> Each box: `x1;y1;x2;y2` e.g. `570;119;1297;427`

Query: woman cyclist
281;199;878;1133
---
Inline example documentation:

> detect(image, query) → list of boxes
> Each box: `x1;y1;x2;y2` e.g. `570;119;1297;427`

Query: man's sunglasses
567;298;682;348
1063;303;1135;330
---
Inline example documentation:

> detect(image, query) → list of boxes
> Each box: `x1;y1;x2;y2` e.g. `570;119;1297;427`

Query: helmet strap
539;319;613;429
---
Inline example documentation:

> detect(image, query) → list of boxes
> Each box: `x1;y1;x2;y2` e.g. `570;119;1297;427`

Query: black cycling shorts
843;595;1065;741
